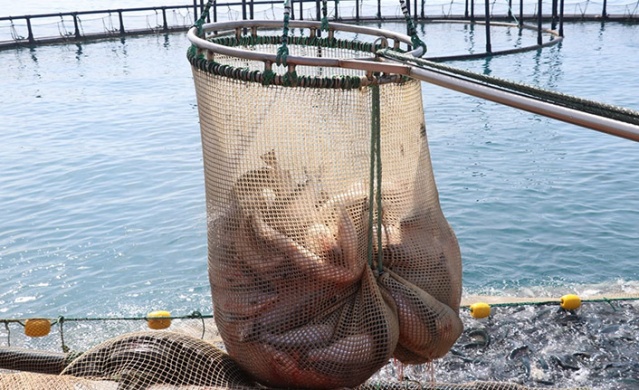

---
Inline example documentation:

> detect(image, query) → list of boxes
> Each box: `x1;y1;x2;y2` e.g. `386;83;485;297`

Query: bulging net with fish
187;17;463;389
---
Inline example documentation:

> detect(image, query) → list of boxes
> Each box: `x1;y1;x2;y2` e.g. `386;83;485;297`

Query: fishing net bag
187;12;463;389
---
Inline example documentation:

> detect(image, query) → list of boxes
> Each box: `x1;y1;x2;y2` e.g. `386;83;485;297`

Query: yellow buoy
24;318;51;337
469;302;491;319
560;294;581;310
147;310;172;329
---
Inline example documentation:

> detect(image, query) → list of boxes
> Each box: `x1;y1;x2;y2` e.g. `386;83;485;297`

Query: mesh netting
59;331;255;388
189;34;463;388
0;331;590;389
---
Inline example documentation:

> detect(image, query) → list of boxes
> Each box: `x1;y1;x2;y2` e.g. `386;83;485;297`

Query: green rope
283;69;298;86
262;67;276;86
367;125;376;271
187;44;197;58
189;310;207;339
367;85;384;274
321;0;329;31
276;45;289;67
65;350;84;366
374;91;384;275
58;316;69;353
603;297;618;312
3;321;10;347
410;34;426;55
276;0;292;67
194;0;215;37
189;0;215;62
398;0;427;55
188;49;364;89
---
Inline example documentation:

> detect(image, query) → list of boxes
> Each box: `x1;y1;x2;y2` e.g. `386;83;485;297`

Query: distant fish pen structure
0;0;638;52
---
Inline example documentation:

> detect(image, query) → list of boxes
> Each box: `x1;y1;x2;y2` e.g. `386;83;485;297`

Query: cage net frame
187;19;422;86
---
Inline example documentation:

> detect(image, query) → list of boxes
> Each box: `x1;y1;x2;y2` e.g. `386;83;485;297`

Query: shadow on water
482;56;492;76
29;47;38;64
531;48;544;86
75;43;82;61
596;21;606;51
463;23;476;54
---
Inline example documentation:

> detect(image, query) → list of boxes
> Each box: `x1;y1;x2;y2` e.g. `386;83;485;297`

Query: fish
306;334;375;365
250;204;366;286
261;323;335;349
230;150;296;216
378;270;464;364
380;210;462;313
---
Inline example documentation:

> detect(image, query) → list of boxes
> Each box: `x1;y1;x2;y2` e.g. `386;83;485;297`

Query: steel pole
408;66;639;142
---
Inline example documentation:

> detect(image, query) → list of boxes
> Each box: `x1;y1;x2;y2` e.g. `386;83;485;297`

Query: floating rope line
460;294;639;308
0;312;215;325
0;296;637;355
0;295;636;329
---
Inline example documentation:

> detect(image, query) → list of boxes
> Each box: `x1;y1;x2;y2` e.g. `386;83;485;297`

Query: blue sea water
1;3;639;321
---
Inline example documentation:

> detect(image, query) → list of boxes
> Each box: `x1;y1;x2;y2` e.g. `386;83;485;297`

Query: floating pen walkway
1;0;638;52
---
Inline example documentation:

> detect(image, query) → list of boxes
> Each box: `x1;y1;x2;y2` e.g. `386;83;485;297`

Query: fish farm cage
1;0;639;51
2;0;639;389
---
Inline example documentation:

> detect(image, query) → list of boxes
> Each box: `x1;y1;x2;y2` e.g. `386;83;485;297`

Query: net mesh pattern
191;39;463;388
59;331;255;388
214;42;375;78
0;331;588;390
0;330;590;389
